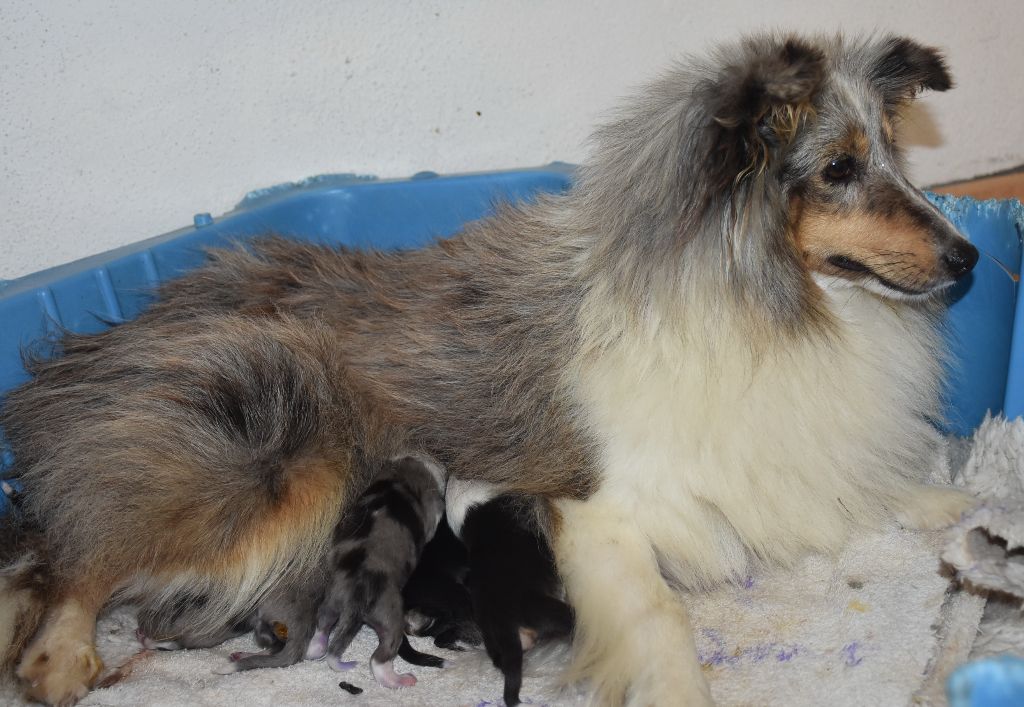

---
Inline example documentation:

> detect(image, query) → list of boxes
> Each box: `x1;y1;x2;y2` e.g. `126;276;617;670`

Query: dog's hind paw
896;485;976;530
17;637;103;706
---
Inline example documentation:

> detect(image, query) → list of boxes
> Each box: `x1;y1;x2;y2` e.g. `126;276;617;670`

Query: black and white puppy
448;481;574;706
402;512;482;651
307;454;447;688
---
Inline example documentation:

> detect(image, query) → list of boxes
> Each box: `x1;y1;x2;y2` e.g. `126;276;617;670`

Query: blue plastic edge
949;656;1024;707
0;162;578;300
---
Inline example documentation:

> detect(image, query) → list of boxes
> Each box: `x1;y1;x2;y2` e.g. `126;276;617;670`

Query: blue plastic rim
948;656;1024;707
929;194;1024;434
0;166;1021;513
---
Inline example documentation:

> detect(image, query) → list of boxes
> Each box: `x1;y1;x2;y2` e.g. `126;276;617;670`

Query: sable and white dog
0;33;977;706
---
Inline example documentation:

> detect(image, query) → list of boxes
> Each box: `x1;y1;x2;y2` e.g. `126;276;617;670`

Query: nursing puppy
449;484;573;707
2;34;977;706
401;514;482;652
136;565;325;672
136;594;251;652
222;563;328;673
306;454;446;688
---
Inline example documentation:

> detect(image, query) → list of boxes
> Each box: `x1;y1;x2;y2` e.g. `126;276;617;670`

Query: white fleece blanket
942;414;1024;662
7;418;1023;707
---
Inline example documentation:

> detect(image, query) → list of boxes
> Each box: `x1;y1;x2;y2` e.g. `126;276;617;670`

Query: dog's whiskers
981;251;1021;283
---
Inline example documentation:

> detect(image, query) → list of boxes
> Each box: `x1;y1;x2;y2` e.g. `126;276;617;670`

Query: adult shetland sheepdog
1;33;977;706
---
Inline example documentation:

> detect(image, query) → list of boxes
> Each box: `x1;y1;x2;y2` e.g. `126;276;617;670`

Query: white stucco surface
2;0;1022;279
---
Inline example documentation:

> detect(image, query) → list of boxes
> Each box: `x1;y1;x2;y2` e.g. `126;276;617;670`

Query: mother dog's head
578;33;977;330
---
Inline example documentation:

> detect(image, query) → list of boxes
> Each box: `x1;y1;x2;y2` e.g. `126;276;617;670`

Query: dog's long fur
1;33;978;705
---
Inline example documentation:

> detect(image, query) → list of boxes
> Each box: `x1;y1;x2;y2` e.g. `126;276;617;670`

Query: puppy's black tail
479;616;524;707
397;636;445;668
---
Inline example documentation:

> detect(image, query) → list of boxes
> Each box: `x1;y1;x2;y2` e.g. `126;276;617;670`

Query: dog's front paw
17;636;103;706
895;485;976;530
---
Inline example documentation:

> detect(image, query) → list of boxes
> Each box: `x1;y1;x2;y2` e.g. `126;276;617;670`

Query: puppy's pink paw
306;630;329;660
371;658;417;689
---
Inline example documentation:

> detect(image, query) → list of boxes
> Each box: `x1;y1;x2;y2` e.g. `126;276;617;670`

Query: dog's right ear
705;37;825;186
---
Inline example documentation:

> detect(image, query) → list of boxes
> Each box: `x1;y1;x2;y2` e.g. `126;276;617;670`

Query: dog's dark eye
823;156;856;182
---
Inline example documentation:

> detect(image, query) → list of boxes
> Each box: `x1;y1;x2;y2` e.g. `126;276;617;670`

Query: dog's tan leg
554;498;714;707
895;485;977;530
17;583;107;706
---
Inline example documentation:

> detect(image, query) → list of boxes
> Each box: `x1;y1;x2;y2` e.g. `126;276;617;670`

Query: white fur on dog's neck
572;280;945;588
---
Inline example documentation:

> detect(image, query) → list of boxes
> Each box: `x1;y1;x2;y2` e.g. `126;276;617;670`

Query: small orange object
272;621;289;640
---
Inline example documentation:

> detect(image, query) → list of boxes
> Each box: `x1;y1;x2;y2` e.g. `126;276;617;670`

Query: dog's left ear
707;37;824;184
870;36;952;109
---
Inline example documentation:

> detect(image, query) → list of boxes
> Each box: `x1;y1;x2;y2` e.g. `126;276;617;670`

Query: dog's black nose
943;241;979;279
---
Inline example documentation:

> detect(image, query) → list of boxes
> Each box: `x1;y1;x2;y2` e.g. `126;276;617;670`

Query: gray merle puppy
306;454;447;688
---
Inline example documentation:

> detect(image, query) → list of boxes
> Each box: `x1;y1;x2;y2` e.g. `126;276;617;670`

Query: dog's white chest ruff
575;288;945;587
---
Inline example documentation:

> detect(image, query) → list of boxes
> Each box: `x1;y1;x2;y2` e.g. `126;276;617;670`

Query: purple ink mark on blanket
698;628;738;667
743;576;755;589
776;645;799;662
698;631;804;668
842;642;864;667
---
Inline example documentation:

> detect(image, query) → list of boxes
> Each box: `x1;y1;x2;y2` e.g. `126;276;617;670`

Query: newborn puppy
137;564;326;673
402;513;482;651
308;455;446;688
136;594;250;651
224;563;328;672
451;485;573;707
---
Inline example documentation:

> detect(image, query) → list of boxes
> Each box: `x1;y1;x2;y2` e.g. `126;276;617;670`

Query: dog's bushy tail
0;511;52;678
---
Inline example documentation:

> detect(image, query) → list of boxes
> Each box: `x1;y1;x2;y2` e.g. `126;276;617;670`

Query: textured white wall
2;0;1022;280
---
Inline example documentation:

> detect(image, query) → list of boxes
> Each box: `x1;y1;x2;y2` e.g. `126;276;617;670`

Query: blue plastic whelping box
929;194;1024;433
0;166;1022;515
